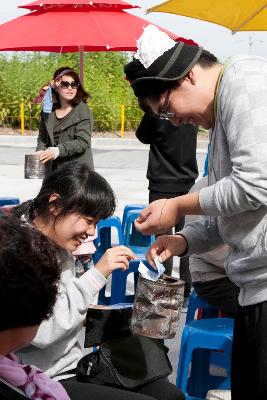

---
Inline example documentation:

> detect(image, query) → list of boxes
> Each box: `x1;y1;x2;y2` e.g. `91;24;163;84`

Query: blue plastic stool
122;204;146;235
186;290;231;379
123;207;151;248
0;197;20;206
186;290;220;324
176;318;233;400
94;216;124;256
124;210;155;257
122;204;147;227
97;260;141;305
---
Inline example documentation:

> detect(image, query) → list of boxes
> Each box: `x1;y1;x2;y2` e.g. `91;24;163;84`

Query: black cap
124;41;203;97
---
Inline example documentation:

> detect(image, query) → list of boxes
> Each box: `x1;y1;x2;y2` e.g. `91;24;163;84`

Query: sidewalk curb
0;136;149;148
0;135;209;152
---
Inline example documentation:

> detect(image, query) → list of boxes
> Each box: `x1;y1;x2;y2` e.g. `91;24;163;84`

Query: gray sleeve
200;64;267;216
178;216;224;256
31;267;107;349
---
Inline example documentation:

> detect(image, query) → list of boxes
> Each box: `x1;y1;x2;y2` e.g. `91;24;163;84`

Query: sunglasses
59;81;79;90
159;89;176;120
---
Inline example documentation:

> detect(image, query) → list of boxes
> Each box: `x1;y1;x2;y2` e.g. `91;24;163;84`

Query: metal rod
79;46;84;84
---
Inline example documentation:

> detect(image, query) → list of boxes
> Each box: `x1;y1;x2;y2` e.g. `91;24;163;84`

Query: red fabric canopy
0;6;183;52
19;0;138;11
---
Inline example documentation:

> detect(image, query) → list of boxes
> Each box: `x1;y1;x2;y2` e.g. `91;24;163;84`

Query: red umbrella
19;0;138;11
0;0;183;81
0;7;181;52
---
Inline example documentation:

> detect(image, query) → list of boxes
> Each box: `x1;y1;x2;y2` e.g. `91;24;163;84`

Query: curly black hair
0;216;60;331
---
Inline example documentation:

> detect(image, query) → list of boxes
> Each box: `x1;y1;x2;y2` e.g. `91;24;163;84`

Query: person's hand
134;198;181;236
34;150;44;156
95;246;137;278
146;234;188;267
39;148;57;163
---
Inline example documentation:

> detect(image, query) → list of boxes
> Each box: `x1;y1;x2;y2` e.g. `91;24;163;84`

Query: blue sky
1;0;267;61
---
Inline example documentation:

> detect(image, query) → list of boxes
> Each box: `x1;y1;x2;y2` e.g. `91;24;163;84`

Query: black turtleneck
136;113;198;194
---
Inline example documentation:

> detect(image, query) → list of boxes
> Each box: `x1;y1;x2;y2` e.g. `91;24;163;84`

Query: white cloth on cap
135;25;176;69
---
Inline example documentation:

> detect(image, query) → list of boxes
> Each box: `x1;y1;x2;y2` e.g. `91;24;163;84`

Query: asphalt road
0;144;206;217
0;147;149;167
0;146;206;171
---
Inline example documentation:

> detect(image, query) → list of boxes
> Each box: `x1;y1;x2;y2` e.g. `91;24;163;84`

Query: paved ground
0;137;207;216
0;136;208;385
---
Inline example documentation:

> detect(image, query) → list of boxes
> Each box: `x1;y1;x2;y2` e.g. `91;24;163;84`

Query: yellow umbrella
147;0;267;33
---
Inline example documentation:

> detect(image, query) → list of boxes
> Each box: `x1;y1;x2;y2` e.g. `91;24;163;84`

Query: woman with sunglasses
35;66;93;174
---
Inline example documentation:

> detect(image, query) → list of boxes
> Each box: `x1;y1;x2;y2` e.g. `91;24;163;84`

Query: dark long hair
14;163;116;224
52;66;90;109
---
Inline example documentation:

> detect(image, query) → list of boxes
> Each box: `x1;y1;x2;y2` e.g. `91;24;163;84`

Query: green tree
0;51;143;131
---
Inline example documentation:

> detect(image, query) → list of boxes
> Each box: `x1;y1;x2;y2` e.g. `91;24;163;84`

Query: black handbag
76;334;172;389
85;305;133;347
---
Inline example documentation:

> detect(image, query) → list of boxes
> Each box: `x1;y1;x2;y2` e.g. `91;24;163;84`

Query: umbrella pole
79;46;84;84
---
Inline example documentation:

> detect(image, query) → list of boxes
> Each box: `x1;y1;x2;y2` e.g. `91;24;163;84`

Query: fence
0;101;143;137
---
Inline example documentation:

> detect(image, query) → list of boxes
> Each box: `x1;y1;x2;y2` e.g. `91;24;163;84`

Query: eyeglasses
59;81;79;90
159;89;176;120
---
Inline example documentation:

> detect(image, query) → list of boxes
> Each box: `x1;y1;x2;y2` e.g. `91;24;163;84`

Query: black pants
149;191;191;298
193;277;240;317
231;301;267;400
61;376;185;400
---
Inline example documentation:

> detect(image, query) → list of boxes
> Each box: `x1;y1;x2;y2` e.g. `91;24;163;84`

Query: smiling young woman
12;162;185;400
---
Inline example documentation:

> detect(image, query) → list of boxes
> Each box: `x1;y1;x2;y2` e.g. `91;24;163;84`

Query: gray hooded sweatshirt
182;177;228;283
182;55;267;307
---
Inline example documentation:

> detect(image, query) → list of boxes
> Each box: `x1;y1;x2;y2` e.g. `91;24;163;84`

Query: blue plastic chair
122;204;147;236
97;260;141;305
185;290;231;382
94;216;124;257
176;318;233;400
186;290;220;324
0;197;20;206
123;207;152;248
124;210;155;257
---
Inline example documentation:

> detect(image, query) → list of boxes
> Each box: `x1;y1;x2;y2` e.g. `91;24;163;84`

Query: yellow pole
120;104;125;139
20;101;25;135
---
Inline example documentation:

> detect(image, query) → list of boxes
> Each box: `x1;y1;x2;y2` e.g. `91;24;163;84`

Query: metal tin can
131;274;184;339
24;154;45;179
